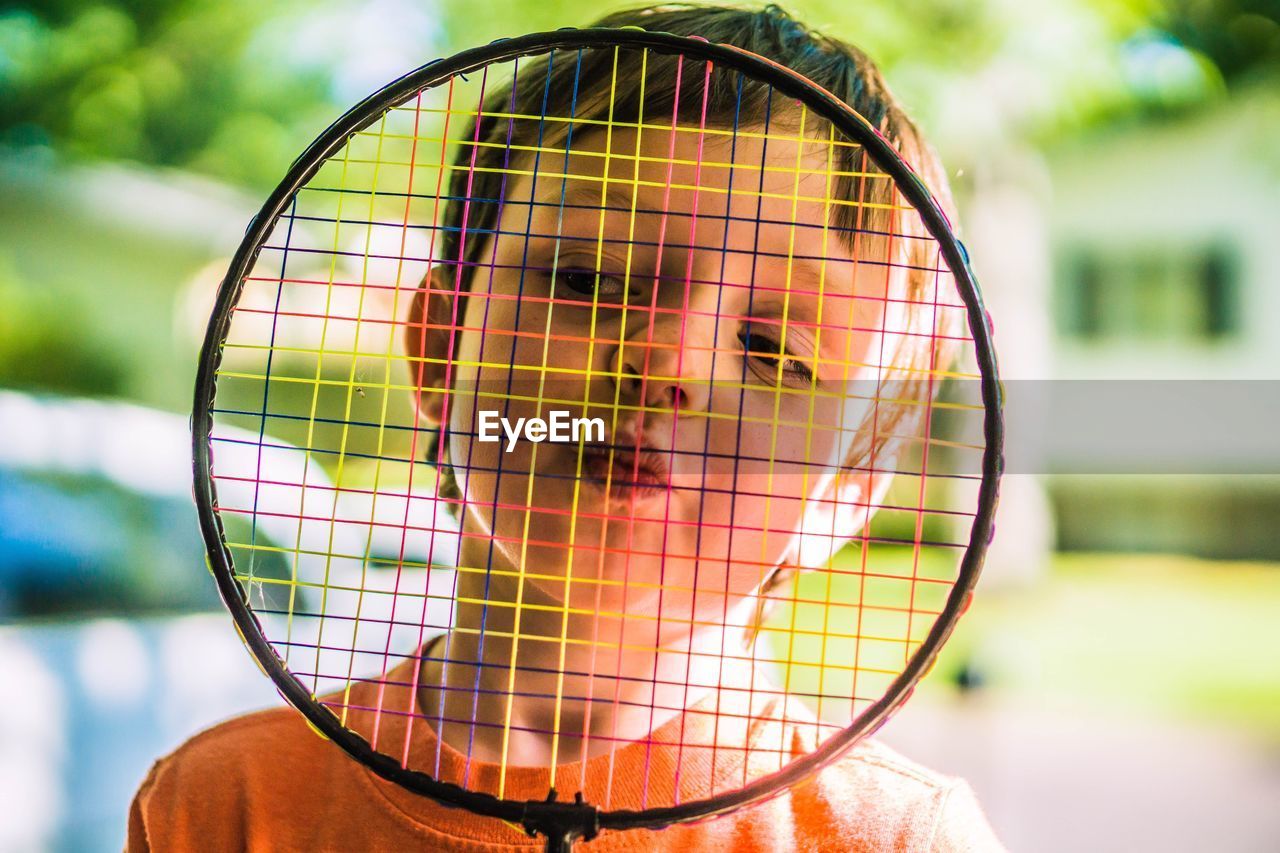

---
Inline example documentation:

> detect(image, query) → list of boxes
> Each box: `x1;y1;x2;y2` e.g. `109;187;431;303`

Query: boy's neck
410;509;768;767
414;581;757;767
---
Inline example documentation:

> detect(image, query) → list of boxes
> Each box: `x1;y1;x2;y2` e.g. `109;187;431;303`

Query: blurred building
1044;79;1280;559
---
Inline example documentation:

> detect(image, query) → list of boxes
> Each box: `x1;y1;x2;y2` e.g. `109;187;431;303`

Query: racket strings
208;44;985;811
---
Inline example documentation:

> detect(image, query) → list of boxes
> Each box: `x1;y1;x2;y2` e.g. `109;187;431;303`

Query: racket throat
521;789;601;852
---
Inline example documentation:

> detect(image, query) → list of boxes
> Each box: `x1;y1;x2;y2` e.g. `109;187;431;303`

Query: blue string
246;195;296;644
461;48;560;781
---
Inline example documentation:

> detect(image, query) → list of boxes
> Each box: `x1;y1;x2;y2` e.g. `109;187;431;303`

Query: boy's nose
608;312;714;413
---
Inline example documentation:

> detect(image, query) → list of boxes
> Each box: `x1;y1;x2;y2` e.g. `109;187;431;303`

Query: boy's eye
554;268;630;301
738;327;816;387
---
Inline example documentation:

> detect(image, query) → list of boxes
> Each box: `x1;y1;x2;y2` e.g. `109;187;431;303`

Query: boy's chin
518;546;741;614
516;578;742;647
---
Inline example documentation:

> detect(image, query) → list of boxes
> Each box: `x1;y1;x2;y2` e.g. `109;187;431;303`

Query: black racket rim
192;26;1004;840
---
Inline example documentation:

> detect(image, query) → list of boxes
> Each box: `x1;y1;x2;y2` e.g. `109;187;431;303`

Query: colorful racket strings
204;44;990;814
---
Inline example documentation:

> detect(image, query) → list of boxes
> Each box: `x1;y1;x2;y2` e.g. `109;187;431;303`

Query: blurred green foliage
3;0;1278;192
1;0;334;188
1165;0;1280;80
1;0;1276;411
0;252;128;395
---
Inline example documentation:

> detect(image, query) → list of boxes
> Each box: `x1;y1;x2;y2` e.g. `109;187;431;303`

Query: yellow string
785;121;836;739
224;528;964;592
311;134;886;182
285;110;356;693
752;104;808;774
547;44;621;787
495;52;581;800
223;342;981;385
602;51;648;807
324;110;389;724
348;103;423;742
382;104;871;149
309;161;908;212
212;370;983;454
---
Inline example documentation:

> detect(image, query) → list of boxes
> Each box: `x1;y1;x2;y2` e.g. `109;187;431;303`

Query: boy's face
416;121;894;642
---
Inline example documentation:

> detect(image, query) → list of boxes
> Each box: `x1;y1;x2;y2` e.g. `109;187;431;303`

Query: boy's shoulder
148;703;325;777
834;736;956;791
783;736;1004;852
128;704;355;851
174;702;303;743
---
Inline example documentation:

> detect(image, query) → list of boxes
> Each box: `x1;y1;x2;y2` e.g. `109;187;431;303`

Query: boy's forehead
490;123;879;292
503;125;852;239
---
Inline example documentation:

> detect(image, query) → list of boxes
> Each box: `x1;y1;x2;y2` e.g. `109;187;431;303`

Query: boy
131;5;1004;849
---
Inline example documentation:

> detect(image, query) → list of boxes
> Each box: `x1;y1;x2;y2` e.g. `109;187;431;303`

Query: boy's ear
404;263;462;426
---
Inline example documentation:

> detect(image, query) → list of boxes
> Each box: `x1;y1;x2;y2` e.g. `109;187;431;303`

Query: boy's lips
577;433;671;500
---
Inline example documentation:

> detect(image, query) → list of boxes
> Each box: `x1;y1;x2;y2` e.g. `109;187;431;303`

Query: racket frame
192;26;1004;850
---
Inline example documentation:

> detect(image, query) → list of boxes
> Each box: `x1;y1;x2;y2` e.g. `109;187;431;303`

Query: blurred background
1;0;1278;850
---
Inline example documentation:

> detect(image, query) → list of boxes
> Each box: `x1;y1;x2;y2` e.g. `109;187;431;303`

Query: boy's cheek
720;417;832;473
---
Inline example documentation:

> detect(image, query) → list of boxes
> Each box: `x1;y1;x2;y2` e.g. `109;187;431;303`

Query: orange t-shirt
128;657;1004;851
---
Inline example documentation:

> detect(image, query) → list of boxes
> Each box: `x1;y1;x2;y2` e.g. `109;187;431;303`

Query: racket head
192;27;1002;839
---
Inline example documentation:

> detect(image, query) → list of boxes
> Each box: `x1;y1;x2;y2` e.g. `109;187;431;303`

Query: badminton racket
192;25;1002;852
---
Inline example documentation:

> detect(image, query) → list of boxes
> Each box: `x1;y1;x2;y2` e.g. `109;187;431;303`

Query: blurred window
1058;243;1240;342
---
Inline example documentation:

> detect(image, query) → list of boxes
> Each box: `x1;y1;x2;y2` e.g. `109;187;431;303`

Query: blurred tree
0;251;127;395
1161;0;1280;81
1;0;335;188
2;0;1275;187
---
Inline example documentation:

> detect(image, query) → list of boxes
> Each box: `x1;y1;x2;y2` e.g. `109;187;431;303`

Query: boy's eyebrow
781;255;856;299
533;183;640;214
525;182;864;300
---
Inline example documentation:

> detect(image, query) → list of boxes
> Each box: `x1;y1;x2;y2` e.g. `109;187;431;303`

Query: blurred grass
766;550;1280;741
761;544;956;722
938;553;1280;740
